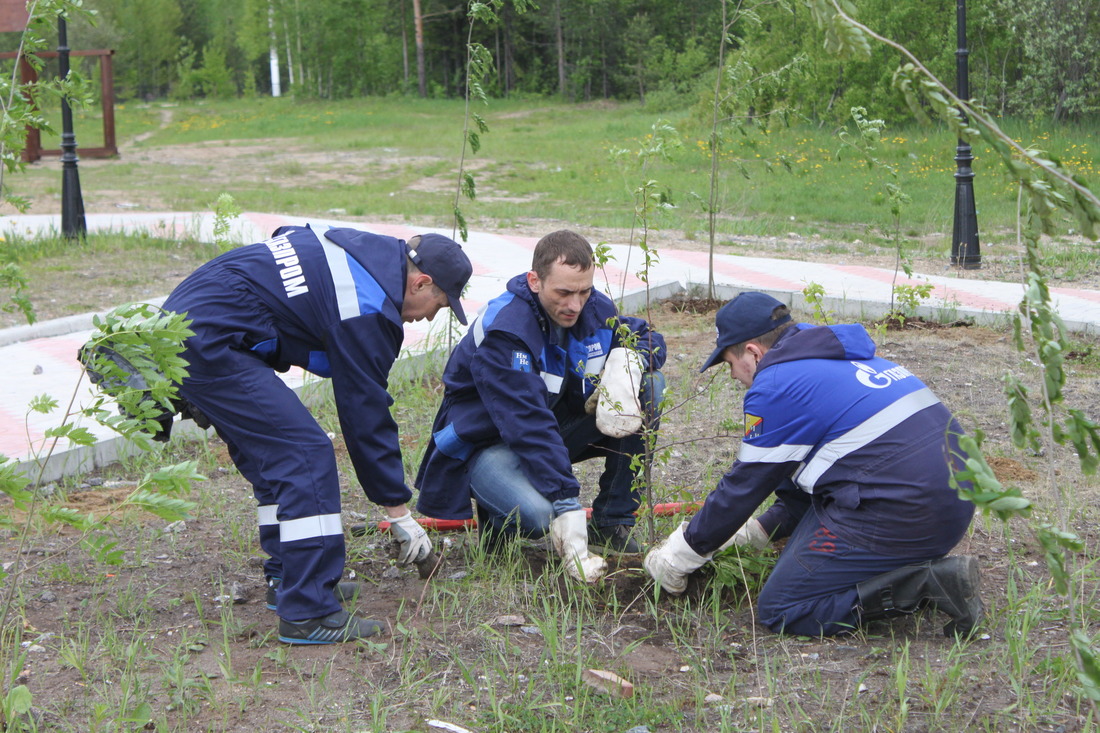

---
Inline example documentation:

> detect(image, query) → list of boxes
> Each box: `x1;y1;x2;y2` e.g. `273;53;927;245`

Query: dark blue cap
699;292;791;372
407;233;473;325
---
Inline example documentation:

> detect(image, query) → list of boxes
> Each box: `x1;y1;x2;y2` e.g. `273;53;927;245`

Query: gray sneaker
266;577;362;611
587;524;642;554
278;609;383;645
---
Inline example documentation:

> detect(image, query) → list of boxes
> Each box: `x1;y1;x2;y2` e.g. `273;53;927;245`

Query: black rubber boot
856;555;984;637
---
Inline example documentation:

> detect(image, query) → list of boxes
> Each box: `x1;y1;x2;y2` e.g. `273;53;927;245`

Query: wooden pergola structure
0;49;118;162
0;0;117;162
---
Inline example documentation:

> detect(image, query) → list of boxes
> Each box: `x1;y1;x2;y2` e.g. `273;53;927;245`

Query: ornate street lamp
58;13;86;239
951;0;980;268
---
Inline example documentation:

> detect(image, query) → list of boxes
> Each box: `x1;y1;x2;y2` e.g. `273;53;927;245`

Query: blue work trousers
757;506;943;636
180;364;346;623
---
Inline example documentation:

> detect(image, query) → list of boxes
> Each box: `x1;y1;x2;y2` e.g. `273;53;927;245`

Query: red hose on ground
373;502;702;533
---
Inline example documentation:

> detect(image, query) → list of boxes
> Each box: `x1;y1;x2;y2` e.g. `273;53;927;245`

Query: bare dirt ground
2;137;1100;730
4;298;1099;731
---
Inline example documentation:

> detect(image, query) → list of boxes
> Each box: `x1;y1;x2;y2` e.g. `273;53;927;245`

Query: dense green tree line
3;0;1098;123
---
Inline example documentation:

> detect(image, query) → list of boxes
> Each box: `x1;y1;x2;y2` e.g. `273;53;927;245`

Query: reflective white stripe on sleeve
471;307;488;346
257;504;279;526
585;354;607;376
279;513;344;542
795;387;942;490
316;230;361;321
541;371;564;394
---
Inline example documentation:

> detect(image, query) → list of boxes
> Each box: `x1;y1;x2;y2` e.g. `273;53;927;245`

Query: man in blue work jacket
645;291;983;636
163;225;472;644
416;230;666;582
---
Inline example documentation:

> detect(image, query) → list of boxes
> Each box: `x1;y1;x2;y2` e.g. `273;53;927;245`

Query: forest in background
0;0;1097;124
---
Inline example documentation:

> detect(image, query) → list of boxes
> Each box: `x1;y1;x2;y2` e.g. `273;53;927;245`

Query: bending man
164;225;472;644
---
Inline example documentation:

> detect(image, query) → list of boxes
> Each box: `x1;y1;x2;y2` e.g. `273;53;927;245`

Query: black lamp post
58;14;86;239
951;0;980;268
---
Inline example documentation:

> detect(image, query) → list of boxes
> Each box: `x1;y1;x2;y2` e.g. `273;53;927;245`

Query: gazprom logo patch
852;361;913;389
512;351;533;372
586;342;604;357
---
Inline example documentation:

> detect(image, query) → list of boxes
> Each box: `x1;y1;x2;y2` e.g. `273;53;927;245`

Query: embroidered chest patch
512;351;533;372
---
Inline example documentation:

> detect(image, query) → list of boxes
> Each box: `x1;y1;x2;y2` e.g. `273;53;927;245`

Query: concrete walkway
2;211;1098;484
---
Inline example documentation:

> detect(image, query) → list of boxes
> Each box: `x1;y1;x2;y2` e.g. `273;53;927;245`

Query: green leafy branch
212;192;242;254
452;1;533;243
0;263;36;325
809;0;1100;236
807;0;1100;710
0;0;97;214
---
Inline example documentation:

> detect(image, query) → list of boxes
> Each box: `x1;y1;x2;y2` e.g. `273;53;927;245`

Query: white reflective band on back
257;504;279;526
279;513;344;542
541;371;564;394
795;387;942;490
585;354;607;376
316;230;361;321
739;441;813;465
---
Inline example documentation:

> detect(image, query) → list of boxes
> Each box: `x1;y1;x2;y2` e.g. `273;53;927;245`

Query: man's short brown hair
531;230;594;279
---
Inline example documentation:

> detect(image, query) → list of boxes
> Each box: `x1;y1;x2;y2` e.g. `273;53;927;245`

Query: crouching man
416;230;666;582
644;291;982;636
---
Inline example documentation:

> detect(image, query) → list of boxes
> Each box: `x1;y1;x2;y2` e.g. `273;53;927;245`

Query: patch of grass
21;97;1099;268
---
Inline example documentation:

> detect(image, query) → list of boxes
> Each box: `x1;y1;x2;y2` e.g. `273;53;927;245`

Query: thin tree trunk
555;0;566;97
282;13;294;86
502;4;515;94
413;0;427;97
295;0;305;89
401;0;410;86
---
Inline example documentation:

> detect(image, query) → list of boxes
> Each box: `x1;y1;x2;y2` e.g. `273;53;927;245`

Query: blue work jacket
164;224;414;507
684;323;975;557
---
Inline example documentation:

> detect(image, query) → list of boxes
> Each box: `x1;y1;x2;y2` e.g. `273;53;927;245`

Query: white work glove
596;347;645;438
550;510;608;583
389;511;433;565
643;522;710;595
717;518;770;551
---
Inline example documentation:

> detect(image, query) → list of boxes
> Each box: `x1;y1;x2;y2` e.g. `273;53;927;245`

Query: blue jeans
757;506;943;636
468;372;665;539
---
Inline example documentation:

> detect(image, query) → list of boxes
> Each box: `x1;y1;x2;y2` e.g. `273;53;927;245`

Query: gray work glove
389;511;433;565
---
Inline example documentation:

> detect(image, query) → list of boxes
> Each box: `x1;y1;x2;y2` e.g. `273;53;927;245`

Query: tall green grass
29;97;1100;251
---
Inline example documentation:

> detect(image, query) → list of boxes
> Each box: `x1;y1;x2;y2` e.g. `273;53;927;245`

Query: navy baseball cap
407;233;473;325
699;292;792;372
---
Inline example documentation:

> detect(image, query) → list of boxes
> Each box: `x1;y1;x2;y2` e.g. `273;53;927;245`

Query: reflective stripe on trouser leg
226;435;285;581
175;364;347;623
278;516;347;622
257;503;281;581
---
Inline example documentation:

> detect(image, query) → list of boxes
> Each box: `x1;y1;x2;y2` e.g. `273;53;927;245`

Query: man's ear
526;270;541;293
408;272;433;293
